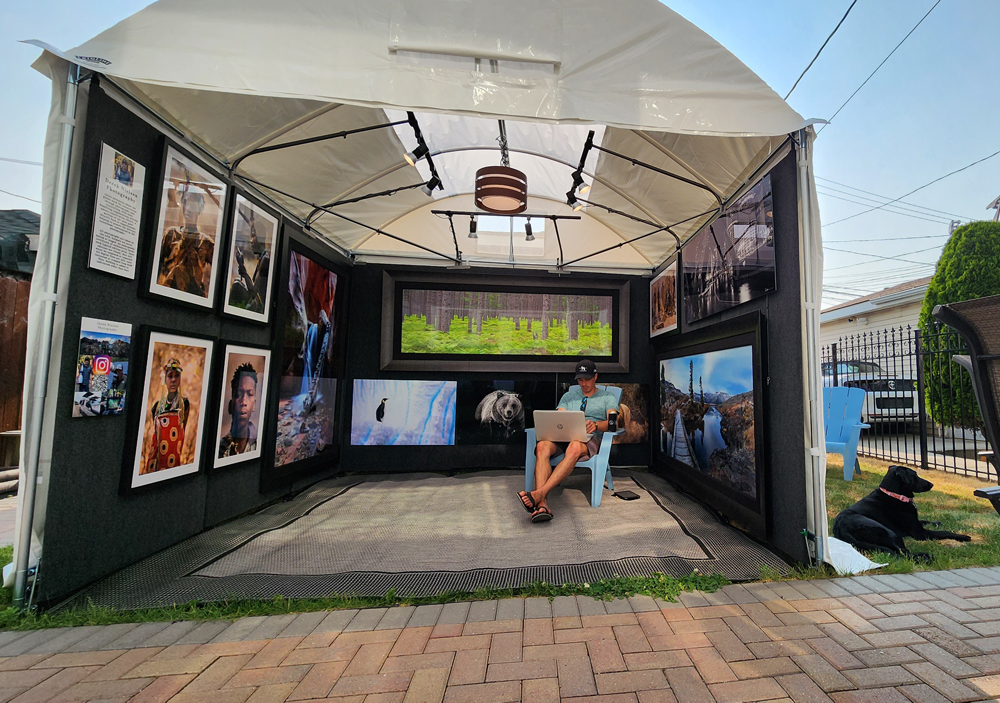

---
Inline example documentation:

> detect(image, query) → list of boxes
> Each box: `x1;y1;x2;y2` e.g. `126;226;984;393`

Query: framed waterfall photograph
380;271;630;373
654;312;767;538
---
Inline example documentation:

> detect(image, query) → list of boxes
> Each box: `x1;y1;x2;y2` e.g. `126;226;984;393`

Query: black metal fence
821;324;996;481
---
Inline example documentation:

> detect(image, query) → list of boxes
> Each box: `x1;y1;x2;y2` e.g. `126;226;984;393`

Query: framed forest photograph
381;272;629;373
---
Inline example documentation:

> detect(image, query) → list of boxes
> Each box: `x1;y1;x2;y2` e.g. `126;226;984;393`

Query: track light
420;174;441;196
524;218;534;242
571;170;590;195
567;192;584;212
578;182;590;195
468;215;478;238
405;143;429;166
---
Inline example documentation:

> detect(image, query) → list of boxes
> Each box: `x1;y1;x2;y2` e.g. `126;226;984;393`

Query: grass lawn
824;454;1000;573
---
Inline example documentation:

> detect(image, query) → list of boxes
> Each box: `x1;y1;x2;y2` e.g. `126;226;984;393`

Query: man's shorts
546;436;601;460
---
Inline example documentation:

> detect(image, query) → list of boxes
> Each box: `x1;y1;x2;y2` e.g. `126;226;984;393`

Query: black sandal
531;507;554;523
517;491;536;513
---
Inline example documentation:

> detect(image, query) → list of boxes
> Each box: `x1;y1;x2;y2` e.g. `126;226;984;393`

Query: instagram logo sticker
93;355;112;375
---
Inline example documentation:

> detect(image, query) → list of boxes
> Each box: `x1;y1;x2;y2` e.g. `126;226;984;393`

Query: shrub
918;221;1000;426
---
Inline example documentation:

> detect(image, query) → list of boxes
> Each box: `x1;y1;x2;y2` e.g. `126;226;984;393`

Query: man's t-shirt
556;386;619;440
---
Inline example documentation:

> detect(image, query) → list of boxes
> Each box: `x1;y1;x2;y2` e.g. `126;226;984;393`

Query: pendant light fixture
475;121;527;215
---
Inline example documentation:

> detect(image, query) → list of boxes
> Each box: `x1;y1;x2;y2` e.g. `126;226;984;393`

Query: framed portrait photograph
654;313;767;538
125;329;214;490
264;228;349;486
220;193;279;323
683;173;775;324
147;143;228;309
380;271;629;373
650;260;678;337
213;344;271;469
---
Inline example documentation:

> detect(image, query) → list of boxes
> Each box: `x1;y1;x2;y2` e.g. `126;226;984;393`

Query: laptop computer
533;410;593;443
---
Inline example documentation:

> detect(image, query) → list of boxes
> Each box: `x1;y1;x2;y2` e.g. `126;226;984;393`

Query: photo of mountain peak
659;345;756;500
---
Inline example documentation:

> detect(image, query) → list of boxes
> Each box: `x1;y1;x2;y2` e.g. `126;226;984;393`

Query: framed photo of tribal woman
262;226;349;489
220;192;279;324
146;142;228;309
124;328;214;490
212;344;271;470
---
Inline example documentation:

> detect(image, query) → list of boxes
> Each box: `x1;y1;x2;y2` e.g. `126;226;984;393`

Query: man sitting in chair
518;359;619;523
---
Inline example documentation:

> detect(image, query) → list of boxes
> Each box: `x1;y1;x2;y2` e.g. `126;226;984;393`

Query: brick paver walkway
5;569;1000;701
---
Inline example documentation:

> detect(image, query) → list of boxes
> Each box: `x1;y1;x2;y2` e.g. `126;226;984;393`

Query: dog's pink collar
880;487;912;503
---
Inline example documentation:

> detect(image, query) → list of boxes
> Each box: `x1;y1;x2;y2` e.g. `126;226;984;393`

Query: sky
2;1;998;310
661;346;754;398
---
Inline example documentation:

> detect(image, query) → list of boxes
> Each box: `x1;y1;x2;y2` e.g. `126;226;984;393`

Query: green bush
918;221;1000;426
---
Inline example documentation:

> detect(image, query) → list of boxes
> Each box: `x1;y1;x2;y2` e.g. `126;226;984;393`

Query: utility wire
818;0;941;134
817;190;953;225
0;188;41;203
0;157;43;166
826;234;950;243
817;185;960;222
784;0;859;100
823;147;1000;227
816;176;974;220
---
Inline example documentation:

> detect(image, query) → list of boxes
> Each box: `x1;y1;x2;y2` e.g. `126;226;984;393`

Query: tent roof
33;0;810;272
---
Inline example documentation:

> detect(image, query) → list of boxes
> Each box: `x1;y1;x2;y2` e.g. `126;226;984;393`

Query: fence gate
821;325;996;481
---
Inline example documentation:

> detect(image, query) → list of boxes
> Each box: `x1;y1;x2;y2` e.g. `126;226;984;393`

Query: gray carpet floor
59;469;789;610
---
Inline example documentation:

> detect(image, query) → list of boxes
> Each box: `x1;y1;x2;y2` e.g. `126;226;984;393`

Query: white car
821;361;919;425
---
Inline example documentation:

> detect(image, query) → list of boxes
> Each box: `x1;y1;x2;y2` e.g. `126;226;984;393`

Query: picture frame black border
380;271;630;373
216;187;283;325
652;311;768;540
682;172;777;325
260;225;350;492
119;324;218;495
139;136;232;312
649;255;679;339
207;341;273;473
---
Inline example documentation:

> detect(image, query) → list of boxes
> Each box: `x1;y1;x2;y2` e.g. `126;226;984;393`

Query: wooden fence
0;273;30;433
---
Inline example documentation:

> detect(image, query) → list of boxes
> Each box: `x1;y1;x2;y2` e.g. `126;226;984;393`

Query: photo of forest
400;289;614;356
659;345;757;500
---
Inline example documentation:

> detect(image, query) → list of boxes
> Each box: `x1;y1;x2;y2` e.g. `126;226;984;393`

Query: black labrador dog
832;465;970;560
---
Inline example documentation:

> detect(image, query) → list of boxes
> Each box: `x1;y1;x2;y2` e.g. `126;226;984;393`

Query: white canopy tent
13;0;829;602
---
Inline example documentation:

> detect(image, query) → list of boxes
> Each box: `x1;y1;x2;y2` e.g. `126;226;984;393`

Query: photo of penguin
351;380;456;445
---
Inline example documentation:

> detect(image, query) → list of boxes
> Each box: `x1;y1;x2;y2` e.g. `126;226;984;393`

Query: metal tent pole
13;62;79;609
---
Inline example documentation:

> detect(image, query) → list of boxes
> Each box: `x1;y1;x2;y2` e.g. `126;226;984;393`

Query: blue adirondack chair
524;385;622;507
824;386;870;481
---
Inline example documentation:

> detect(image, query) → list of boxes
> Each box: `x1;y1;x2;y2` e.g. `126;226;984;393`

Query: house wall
820;300;923;348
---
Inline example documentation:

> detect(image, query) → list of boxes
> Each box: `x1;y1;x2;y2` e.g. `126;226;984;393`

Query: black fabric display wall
652;149;808;563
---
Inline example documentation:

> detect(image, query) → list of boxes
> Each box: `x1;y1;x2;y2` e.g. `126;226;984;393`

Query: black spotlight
404;142;429;166
468;215;478;238
420;174;441;196
524;218;534;242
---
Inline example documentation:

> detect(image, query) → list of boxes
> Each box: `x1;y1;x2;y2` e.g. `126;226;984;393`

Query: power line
0;157;43;166
824;244;943;267
816;176;974;220
826;234;950;243
818;0;941;134
817;185;964;223
0;188;41;203
817;189;953;226
823;148;1000;227
784;0;859;100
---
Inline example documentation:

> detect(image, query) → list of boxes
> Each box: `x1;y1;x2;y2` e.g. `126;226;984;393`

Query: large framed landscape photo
381;272;629;373
655;313;767;538
683;173;775;324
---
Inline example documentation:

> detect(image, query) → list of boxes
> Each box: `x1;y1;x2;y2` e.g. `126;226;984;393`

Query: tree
918;221;1000;426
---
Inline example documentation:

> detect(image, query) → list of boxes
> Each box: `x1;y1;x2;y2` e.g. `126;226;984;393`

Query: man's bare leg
519;440;557;511
530;440;588;512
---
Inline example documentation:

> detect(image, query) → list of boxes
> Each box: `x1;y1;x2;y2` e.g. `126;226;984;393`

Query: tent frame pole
589;144;724;209
230;120;409;171
13;62;80;609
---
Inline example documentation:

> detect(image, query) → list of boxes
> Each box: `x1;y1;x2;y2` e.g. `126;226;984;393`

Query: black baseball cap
574;359;597;380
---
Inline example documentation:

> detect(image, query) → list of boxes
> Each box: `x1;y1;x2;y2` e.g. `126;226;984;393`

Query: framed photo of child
212;344;271;469
220;192;279;324
125;329;214;490
146;143;228;309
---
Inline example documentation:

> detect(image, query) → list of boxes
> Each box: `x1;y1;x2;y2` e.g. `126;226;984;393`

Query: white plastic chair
524;385;623;507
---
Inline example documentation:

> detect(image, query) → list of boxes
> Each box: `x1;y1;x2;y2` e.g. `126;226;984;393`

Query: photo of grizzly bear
475;389;525;440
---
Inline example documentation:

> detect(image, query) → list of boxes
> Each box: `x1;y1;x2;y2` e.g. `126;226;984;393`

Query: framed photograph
683;173;775;324
72;317;132;417
649;260;678;337
220;192;279;323
604;383;650;445
147;143;228;309
265;229;349;483
125;329;214;490
455;381;558;445
381;271;629;373
212;344;271;469
654;313;767;538
350;380;457;446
